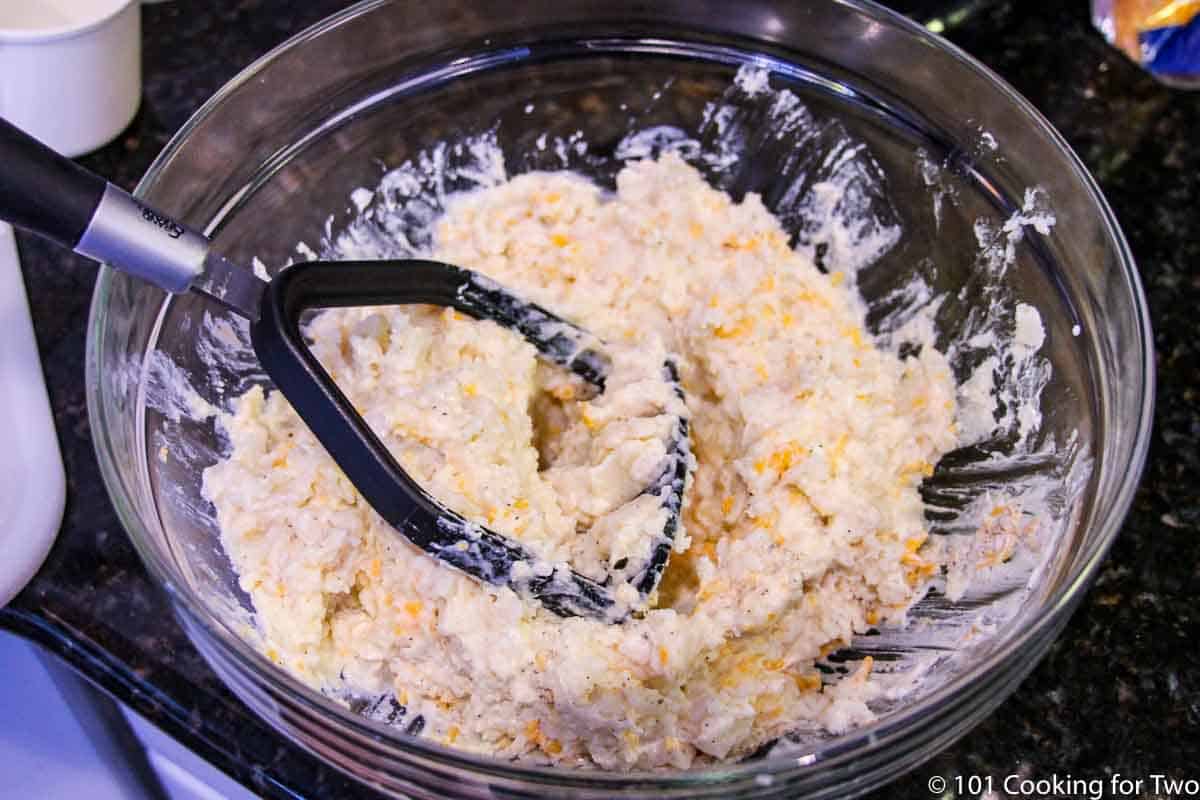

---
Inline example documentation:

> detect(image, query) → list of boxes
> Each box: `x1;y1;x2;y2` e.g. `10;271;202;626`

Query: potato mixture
203;154;958;769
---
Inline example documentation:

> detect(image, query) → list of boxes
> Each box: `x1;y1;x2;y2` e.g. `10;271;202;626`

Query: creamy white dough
203;154;959;769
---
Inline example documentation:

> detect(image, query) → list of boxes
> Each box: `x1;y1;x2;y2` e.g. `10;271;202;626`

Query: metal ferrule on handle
76;184;207;294
0;116;206;295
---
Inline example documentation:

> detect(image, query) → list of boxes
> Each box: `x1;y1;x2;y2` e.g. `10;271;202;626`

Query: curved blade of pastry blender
0;117;691;622
253;260;691;620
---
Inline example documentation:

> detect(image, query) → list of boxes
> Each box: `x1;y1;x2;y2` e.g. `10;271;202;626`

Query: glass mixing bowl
86;0;1152;797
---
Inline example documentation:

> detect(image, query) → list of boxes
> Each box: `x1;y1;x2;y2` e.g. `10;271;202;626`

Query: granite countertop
3;1;1196;797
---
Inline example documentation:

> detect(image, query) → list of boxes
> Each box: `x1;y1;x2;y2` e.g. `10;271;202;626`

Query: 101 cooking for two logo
927;772;1199;798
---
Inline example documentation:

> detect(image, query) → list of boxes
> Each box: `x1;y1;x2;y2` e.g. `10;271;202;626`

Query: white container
0;223;65;607
0;0;142;157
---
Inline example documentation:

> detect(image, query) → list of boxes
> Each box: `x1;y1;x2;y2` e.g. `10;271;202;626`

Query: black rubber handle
0;116;107;248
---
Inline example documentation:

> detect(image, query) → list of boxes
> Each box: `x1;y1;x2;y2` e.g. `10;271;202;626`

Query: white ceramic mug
0;0;142;157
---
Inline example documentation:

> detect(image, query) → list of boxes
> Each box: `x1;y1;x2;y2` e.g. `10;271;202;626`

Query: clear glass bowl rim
85;0;1155;787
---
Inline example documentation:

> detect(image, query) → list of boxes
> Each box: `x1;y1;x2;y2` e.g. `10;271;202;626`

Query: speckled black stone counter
3;1;1196;797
